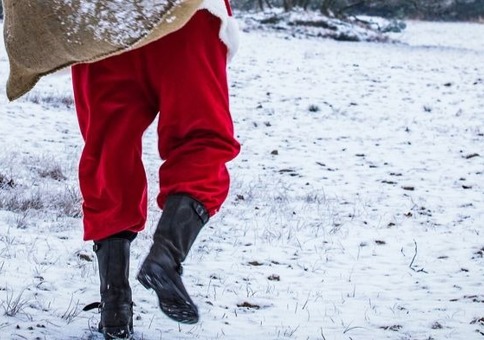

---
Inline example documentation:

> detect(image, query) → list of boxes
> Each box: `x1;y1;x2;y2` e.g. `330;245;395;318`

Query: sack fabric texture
3;0;202;101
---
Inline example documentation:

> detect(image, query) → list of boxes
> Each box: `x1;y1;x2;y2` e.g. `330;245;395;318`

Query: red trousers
72;10;240;241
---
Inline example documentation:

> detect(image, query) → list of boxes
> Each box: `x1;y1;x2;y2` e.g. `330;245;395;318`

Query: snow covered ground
0;17;483;340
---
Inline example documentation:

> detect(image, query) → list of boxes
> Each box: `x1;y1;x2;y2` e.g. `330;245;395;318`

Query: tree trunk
283;0;293;12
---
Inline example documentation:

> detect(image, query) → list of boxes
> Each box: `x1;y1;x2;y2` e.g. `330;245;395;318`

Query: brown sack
3;0;202;101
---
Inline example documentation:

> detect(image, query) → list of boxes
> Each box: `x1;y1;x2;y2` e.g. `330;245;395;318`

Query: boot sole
103;325;134;340
137;268;199;324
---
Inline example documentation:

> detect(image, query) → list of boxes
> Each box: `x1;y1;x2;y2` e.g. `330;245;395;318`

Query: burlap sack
3;0;203;101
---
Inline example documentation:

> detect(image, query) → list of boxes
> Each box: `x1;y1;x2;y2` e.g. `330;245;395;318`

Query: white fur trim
198;0;239;62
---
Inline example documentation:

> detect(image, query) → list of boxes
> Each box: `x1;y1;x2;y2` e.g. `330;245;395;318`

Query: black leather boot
137;194;209;324
94;238;134;339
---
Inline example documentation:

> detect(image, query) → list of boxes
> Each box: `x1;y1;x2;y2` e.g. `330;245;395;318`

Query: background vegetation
1;1;483;21
233;0;484;20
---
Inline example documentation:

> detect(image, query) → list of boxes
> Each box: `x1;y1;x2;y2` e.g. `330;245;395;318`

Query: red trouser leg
145;10;240;216
72;47;159;241
72;10;239;241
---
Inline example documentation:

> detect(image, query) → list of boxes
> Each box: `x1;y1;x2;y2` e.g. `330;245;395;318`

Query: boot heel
137;269;155;290
138;255;199;324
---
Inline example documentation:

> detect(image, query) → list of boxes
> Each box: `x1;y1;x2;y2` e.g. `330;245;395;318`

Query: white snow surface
0;17;483;339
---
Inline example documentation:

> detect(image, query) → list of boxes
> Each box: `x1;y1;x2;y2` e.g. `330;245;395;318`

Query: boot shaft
154;194;209;262
94;238;132;303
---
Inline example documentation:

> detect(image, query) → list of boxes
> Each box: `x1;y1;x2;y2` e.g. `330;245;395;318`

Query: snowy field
0;17;483;340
